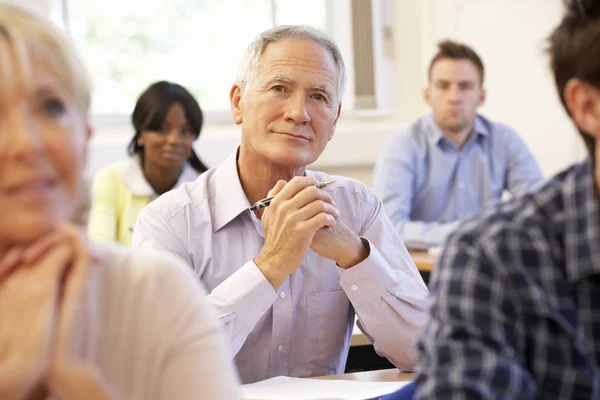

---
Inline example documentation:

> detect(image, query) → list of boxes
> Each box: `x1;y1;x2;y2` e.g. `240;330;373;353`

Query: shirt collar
561;158;600;282
473;115;490;138
121;154;198;197
426;114;490;148
211;148;252;232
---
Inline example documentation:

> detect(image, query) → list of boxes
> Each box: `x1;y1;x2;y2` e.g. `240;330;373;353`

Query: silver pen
249;180;336;211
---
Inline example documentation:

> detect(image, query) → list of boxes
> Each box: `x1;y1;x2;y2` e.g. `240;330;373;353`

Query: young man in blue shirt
374;40;543;249
416;1;600;397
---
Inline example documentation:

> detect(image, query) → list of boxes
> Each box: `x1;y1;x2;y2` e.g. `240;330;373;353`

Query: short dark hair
547;0;600;157
428;40;485;84
128;81;208;173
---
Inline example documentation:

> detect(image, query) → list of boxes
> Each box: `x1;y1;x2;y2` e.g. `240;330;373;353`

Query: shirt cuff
210;260;278;331
338;239;398;305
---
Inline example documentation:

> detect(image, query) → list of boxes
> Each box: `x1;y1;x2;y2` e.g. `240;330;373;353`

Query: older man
132;25;428;383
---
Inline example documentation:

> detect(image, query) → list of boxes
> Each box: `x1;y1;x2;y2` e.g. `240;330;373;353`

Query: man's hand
310;219;370;269
254;176;339;289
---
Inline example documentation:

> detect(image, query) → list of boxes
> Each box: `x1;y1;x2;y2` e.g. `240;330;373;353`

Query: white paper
241;376;410;400
427;246;442;256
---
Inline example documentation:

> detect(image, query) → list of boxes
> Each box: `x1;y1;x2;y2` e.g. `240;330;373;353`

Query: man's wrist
336;237;370;269
253;254;288;290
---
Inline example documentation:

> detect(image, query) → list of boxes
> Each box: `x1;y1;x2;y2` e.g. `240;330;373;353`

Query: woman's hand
45;225;121;400
0;225;119;400
47;224;93;379
0;234;72;399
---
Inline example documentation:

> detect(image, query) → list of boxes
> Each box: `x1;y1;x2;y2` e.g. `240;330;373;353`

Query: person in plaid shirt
414;0;600;398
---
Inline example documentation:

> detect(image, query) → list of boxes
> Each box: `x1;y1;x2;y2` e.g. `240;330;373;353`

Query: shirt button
279;292;286;299
278;345;284;352
351;284;359;291
458;182;466;189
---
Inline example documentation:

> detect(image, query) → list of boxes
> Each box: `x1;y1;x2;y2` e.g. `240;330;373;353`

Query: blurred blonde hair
0;1;91;113
0;1;92;225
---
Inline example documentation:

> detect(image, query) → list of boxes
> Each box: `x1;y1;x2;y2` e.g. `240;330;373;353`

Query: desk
351;324;371;346
317;368;414;383
409;250;437;272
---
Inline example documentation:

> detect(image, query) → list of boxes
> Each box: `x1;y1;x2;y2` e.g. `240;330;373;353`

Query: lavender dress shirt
132;150;429;383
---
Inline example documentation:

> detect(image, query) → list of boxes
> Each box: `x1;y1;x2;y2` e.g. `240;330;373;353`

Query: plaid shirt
415;158;600;399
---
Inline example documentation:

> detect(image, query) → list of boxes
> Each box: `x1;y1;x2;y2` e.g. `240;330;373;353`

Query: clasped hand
0;224;96;399
254;177;368;290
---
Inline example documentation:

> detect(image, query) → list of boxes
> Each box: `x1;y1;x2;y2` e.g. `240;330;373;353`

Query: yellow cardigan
88;156;199;246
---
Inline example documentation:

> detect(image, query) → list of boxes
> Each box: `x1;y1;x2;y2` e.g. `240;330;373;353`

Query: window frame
56;0;396;131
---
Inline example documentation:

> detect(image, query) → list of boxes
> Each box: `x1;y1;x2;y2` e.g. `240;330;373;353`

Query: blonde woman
0;3;240;399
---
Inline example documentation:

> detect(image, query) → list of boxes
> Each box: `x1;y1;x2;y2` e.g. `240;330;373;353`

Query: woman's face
0;57;90;246
139;102;197;171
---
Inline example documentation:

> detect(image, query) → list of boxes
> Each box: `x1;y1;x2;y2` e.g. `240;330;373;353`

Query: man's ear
478;87;487;107
423;86;431;106
230;84;243;125
329;102;342;141
565;78;600;140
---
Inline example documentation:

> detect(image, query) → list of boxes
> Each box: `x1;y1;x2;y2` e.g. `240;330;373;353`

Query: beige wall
320;165;374;188
327;0;586;184
318;0;426;184
41;0;586;186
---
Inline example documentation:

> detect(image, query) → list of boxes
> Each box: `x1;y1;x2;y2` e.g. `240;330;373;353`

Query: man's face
230;38;342;168
425;58;485;134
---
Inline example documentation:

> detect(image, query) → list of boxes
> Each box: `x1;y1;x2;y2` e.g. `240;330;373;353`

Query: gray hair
237;25;346;103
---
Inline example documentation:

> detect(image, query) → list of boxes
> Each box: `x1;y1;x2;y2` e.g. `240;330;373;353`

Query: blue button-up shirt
416;158;600;399
373;114;543;248
131;150;429;384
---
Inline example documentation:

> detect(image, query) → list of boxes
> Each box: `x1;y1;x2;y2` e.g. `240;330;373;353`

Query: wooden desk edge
409;250;436;272
350;331;371;347
316;368;414;382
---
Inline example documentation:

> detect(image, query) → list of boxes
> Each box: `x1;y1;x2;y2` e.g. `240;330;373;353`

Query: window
55;0;329;116
49;0;66;28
